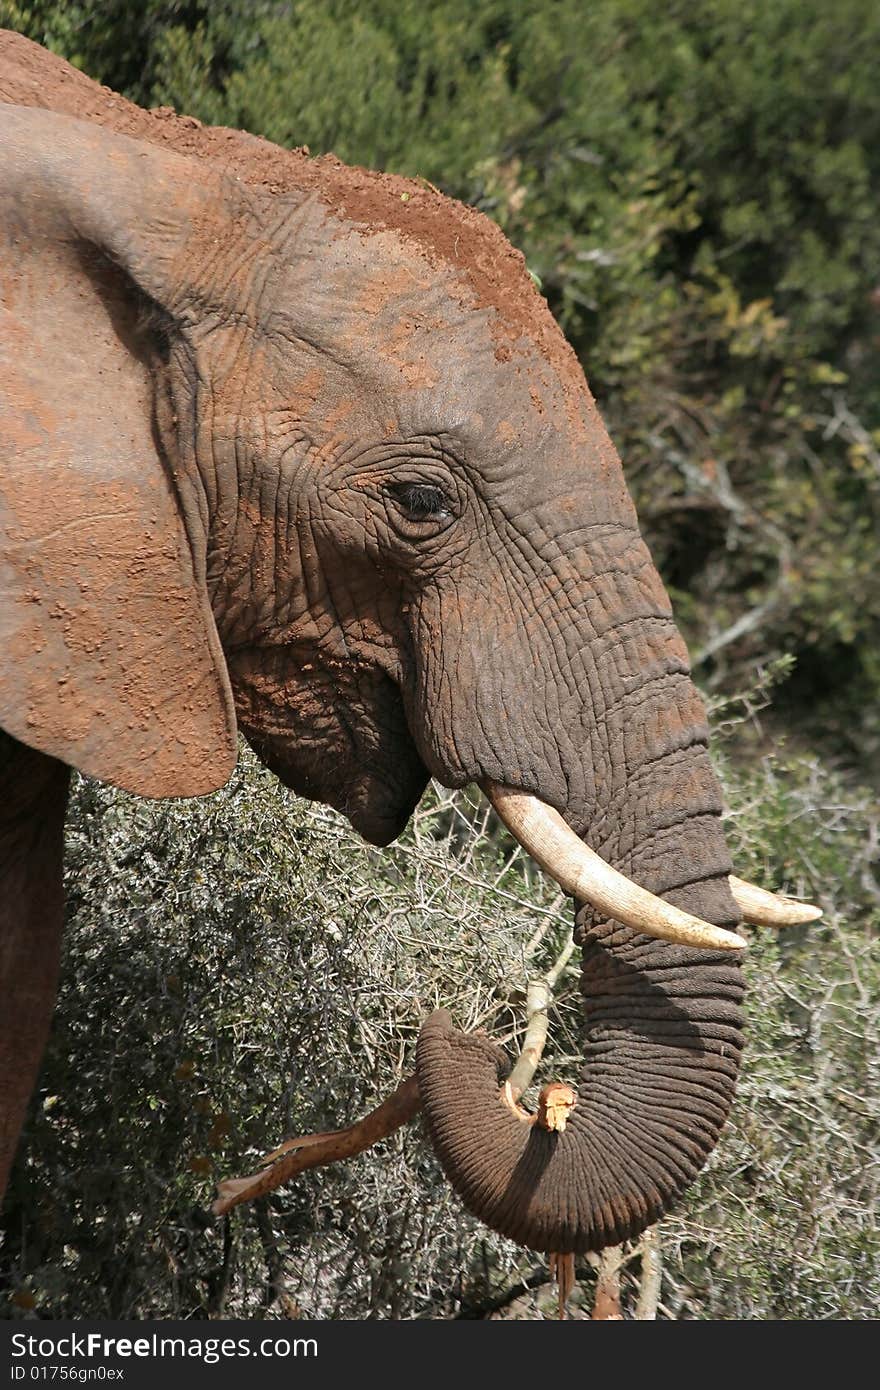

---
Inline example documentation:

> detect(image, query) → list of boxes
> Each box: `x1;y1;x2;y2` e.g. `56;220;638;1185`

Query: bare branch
635;1226;663;1320
212;1075;421;1216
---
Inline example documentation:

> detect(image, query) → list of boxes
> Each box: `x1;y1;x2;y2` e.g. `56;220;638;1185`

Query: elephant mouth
252;731;430;848
343;757;430;846
231;654;431;847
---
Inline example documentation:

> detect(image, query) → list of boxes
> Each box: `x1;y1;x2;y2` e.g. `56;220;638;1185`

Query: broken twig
212;1075;420;1216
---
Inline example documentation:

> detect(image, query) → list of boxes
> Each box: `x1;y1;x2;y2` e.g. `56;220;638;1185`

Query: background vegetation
1;0;877;1318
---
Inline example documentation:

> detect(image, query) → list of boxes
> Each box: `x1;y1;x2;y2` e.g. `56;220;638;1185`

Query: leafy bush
3;750;546;1319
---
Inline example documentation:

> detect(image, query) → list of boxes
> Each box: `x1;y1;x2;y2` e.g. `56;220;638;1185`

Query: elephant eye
386;481;453;523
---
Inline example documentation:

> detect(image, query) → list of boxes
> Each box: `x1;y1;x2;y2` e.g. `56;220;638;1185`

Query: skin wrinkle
569;1100;694;1193
507;613;595;805
496;536;591;700
460;511;651;803
597;819;727;897
624;727;710;785
226;435;249;600
622;747;717;815
161;344;214;554
636;834;730;891
601;671;697;741
590;1013;743;1041
539;592;656;811
620;797;721;858
518;549;656;626
192;382;223;551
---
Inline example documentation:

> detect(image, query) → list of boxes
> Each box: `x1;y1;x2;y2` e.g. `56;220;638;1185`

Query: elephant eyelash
385;482;453;523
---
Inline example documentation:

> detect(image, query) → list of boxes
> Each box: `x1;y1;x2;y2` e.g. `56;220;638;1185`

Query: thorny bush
2;726;877;1319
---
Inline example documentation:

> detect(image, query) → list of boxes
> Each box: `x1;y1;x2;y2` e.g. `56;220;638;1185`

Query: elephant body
0;31;745;1254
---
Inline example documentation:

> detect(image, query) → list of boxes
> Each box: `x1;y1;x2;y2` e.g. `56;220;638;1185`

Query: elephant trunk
417;936;743;1252
416;692;746;1253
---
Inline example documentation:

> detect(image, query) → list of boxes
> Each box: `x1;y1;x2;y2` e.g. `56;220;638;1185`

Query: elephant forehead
284;220;581;393
0;25;544;366
318;183;580;400
261;228;620;471
0;34;601;445
243;193;577;396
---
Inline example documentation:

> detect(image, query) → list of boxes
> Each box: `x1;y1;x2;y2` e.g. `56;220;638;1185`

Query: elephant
0;32;818;1258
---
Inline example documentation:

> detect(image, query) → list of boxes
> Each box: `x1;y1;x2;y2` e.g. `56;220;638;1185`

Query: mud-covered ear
0;106;237;796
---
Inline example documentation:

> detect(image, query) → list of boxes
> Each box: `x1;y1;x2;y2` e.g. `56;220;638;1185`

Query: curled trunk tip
417;920;745;1254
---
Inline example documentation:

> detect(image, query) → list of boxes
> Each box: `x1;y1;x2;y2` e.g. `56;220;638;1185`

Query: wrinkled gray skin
0;46;743;1252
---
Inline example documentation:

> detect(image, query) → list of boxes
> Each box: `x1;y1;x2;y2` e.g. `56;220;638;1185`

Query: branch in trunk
211;939;574;1219
211;1075;420;1216
634;1226;663;1320
590;1247;624;1320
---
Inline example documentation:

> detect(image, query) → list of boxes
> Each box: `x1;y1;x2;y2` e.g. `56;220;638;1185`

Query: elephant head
0;35;816;1248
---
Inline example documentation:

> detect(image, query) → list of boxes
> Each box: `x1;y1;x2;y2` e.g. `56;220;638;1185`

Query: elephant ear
0;106;237;796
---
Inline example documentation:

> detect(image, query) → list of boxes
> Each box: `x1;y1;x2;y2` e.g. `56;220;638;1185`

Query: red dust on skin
0;28;603;436
0;189;235;797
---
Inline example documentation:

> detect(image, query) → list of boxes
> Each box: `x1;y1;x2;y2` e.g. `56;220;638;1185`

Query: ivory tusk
483;783;746;952
729;875;822;927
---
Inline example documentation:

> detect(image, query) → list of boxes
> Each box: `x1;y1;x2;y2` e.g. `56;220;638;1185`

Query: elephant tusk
483;782;746;952
729;875;822;927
